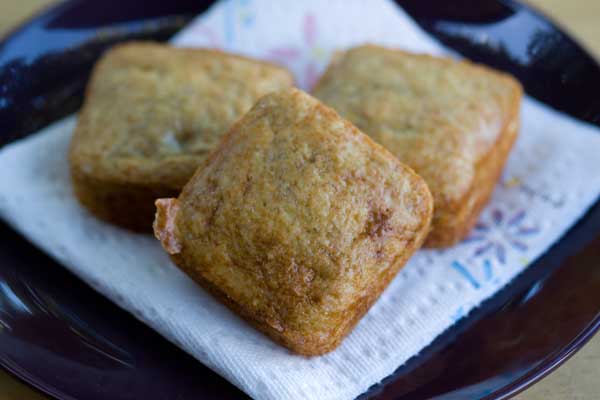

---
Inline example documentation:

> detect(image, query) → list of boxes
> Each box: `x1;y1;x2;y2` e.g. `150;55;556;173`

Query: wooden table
0;1;598;399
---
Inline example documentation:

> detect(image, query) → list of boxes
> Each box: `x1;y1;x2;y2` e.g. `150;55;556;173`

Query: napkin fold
1;1;600;399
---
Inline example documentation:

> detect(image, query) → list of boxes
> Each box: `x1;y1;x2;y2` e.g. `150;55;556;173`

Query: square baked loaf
69;42;293;231
153;88;433;355
313;45;523;247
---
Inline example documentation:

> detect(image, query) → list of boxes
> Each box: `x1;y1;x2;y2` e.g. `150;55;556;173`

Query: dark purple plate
1;1;599;399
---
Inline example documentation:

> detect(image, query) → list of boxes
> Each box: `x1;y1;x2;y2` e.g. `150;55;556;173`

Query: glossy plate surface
0;1;599;399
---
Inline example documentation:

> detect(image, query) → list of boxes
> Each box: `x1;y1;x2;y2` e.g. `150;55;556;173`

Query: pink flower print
303;13;318;47
267;13;328;90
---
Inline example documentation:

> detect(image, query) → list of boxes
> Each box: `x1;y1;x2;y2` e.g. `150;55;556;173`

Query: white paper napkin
1;1;600;399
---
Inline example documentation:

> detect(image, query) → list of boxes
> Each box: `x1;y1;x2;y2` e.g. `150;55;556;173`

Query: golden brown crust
70;41;293;231
425;101;520;246
154;88;433;355
72;169;180;231
312;44;523;247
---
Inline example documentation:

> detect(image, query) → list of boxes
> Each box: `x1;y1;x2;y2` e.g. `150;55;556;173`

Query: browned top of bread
154;88;433;353
313;44;522;207
70;41;293;189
